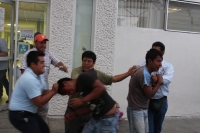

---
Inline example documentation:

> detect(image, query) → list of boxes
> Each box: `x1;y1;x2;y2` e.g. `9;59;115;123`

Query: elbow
35;103;43;107
34;101;44;107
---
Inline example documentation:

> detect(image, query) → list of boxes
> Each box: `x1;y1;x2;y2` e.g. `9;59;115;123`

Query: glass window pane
73;0;93;68
0;3;13;56
17;2;47;60
167;1;200;32
118;0;165;29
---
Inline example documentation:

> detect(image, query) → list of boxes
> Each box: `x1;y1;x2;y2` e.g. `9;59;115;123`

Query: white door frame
0;0;14;110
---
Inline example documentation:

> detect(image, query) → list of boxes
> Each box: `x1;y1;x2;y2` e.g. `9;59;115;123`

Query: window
73;0;93;68
16;2;48;65
166;0;200;33
118;0;165;29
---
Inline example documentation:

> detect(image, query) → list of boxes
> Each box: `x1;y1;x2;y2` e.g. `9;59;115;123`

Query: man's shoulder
44;50;56;57
136;66;149;77
162;60;173;68
140;60;146;66
94;69;106;75
44;49;51;54
72;66;82;71
72;67;82;74
19;70;35;81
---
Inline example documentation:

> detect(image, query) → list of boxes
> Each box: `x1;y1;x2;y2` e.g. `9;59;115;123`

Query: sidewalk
1;110;200;133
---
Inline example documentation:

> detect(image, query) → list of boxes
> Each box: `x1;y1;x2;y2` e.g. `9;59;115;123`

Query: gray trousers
37;102;49;123
37;80;49;122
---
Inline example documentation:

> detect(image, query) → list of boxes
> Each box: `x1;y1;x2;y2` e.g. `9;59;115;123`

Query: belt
9;110;35;115
151;96;167;102
94;113;116;120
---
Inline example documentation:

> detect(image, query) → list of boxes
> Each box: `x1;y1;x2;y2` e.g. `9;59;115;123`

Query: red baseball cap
34;34;49;42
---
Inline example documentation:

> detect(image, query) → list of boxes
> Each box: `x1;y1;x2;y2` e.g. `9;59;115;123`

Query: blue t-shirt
9;68;47;113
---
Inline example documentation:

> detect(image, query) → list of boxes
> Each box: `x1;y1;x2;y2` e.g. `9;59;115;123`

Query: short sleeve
71;67;82;79
49;51;60;66
143;68;151;86
96;70;113;85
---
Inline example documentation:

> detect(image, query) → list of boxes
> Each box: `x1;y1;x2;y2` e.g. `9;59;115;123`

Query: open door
0;0;14;110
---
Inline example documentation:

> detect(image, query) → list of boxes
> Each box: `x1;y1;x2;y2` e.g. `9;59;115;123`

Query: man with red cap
20;33;68;122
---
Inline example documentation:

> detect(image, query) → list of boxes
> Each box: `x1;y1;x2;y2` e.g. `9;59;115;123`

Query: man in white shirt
140;42;174;133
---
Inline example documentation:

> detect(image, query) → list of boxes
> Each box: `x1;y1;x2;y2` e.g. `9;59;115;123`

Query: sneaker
118;111;123;121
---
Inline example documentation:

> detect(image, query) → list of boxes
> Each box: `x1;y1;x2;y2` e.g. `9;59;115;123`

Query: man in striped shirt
20;33;68;121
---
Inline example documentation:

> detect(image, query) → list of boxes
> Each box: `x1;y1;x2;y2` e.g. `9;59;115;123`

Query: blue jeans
0;69;9;97
82;114;119;133
148;99;168;133
127;106;148;133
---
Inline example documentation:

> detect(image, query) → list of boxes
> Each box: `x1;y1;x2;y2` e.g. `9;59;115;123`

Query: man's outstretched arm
113;66;137;82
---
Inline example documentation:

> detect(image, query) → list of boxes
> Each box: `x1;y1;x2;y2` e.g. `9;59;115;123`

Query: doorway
0;0;14;108
0;0;48;110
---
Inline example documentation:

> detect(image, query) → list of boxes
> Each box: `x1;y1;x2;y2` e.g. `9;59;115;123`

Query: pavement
1;109;200;133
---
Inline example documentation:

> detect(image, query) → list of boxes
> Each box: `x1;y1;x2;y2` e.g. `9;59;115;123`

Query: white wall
112;26;200;117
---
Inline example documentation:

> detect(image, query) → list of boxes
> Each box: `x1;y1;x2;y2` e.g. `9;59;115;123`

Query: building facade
0;0;200;118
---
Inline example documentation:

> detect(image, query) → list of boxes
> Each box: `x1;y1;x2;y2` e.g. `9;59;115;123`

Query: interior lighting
7;24;16;26
168;8;181;13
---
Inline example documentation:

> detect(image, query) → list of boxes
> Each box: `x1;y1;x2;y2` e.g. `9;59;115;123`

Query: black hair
34;32;41;38
57;77;72;95
27;51;45;67
152;41;165;52
145;48;163;64
82;51;96;62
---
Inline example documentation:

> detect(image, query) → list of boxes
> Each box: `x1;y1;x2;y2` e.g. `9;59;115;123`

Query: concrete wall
47;0;200;117
112;26;200;117
47;0;117;116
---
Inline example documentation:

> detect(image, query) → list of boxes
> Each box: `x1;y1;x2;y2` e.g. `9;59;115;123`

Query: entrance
0;0;14;108
0;0;48;110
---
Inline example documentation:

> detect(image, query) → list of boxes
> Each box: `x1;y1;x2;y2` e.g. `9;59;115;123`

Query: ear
30;62;37;68
147;59;152;64
162;51;165;55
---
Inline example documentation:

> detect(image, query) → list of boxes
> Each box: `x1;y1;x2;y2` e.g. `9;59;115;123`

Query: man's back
76;69;116;118
127;66;151;110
